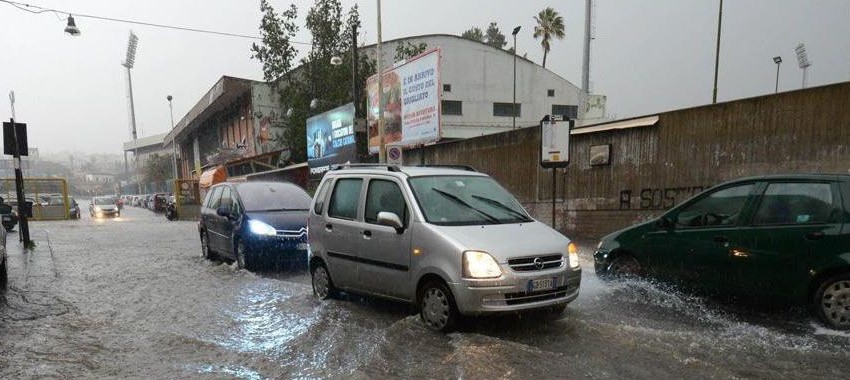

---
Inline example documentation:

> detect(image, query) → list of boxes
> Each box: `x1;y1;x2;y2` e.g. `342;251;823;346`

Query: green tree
250;0;300;83
533;7;566;68
254;0;376;164
460;27;484;43
394;41;428;62
484;22;507;49
143;153;173;183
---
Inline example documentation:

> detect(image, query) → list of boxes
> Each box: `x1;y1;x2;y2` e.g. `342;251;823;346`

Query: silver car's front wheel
420;282;457;332
311;264;334;300
816;275;850;330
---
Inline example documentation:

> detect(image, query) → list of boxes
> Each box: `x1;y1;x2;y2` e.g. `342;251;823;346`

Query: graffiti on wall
619;186;710;210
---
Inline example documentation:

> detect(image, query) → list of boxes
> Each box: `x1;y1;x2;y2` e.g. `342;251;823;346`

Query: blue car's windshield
236;182;311;212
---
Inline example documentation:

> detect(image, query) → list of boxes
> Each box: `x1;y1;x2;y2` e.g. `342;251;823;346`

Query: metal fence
0;177;70;220
173;179;201;221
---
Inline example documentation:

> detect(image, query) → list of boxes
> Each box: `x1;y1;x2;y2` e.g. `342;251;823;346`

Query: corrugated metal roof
122;133;168;151
571;115;659;135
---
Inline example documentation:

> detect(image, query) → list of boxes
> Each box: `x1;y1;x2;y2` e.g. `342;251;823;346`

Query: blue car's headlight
248;220;277;236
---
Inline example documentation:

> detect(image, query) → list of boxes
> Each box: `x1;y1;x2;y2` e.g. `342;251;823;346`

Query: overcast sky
1;0;849;156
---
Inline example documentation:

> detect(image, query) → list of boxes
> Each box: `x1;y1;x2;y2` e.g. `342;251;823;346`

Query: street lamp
772;56;782;93
512;25;521;130
64;14;81;36
167;95;178;180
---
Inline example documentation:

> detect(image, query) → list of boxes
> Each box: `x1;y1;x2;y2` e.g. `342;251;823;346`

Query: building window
547;89;555;97
442;100;462;116
443;84;452;92
493;102;521;117
552;104;578;119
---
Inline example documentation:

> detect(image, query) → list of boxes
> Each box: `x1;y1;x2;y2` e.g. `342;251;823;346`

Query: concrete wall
407;81;850;240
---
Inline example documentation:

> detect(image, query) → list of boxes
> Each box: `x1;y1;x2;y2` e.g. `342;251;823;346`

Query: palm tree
533;7;565;68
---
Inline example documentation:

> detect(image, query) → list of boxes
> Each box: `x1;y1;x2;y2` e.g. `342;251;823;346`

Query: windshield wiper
471;195;532;221
431;188;500;223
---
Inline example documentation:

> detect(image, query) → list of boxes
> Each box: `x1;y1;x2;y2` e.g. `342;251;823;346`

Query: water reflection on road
1;206;848;379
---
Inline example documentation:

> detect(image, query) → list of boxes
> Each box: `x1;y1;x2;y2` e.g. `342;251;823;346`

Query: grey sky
1;0;848;155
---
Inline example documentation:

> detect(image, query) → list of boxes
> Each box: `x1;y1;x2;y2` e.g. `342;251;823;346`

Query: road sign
387;145;403;166
540;115;573;168
3;121;28;156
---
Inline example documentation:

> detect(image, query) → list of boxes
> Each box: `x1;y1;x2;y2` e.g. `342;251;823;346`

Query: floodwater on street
1;205;849;379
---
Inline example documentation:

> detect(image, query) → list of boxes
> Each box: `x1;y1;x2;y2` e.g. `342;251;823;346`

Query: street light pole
773;56;782;93
512;26;521;130
167;95;178;181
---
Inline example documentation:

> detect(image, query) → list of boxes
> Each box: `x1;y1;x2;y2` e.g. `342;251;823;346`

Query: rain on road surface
1;205;849;379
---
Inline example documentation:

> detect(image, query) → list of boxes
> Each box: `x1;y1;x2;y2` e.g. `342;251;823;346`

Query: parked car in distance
90;196;120;218
0;197;16;231
198;181;311;270
152;193;170;213
308;165;582;332
594;174;850;330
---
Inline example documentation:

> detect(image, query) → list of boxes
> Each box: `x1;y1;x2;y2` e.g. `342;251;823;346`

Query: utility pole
512;26;521;130
7;91;31;246
712;0;723;104
376;0;385;163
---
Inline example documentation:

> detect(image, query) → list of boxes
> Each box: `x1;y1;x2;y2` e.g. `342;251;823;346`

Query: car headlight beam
462;250;502;279
568;242;580;269
248;220;277;236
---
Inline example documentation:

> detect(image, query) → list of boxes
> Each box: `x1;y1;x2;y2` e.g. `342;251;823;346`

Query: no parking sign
387;145;403;166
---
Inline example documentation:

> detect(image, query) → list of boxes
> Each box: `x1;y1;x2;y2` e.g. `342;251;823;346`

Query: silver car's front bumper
449;265;582;315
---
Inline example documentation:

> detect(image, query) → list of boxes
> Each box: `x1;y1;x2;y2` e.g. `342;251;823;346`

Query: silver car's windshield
408;175;531;226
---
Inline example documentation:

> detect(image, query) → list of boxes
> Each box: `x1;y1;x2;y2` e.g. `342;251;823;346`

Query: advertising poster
367;48;441;154
307;103;356;177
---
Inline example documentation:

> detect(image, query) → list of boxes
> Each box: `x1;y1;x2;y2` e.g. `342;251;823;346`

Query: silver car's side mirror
377;211;404;233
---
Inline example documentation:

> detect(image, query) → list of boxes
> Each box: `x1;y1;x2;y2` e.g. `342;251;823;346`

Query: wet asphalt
1;204;848;379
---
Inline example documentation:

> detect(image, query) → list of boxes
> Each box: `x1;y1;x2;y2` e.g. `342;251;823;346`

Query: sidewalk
3;227;58;295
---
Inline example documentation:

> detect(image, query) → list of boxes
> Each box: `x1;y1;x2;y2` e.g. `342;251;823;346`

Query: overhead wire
0;0;312;45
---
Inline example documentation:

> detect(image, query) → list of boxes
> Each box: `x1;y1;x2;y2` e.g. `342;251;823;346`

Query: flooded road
1;206;848;378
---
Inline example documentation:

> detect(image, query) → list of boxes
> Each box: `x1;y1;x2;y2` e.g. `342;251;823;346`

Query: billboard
367;48;441;153
307;103;356;177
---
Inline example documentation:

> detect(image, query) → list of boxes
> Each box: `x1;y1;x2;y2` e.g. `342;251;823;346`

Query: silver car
308;165;581;331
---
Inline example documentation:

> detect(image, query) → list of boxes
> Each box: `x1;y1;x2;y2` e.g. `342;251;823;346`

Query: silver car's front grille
507;254;563;272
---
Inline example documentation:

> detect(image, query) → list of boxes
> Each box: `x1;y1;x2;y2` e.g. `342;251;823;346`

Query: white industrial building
363;34;591;139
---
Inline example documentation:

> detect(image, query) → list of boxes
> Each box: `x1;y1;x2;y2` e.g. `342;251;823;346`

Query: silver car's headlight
568;242;580;269
462;250;502;278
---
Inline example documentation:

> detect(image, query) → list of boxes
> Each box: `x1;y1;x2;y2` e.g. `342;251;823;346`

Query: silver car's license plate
528;277;556;292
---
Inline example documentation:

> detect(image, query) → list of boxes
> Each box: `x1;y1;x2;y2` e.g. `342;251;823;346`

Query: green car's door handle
805;232;824;240
713;236;728;243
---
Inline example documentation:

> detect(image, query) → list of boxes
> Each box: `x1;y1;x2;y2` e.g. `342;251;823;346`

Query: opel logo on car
533;257;544;270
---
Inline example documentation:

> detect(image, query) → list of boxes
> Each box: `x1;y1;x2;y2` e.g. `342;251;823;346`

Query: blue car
198;181;310;271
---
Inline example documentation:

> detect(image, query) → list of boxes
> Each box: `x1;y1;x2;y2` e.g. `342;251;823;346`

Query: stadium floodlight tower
794;43;812;89
122;32;141;193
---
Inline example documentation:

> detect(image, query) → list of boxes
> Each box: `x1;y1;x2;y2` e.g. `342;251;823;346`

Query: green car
594;174;850;330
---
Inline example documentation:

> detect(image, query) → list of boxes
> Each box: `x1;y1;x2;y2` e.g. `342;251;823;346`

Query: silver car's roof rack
412;164;477;172
330;163;402;172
